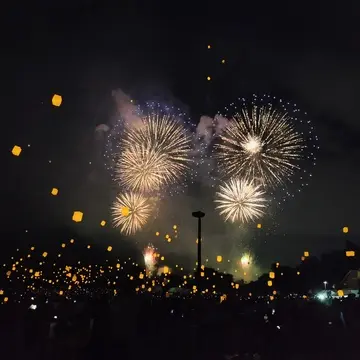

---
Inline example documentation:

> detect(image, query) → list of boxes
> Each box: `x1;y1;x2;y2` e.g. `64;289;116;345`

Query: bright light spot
242;136;262;154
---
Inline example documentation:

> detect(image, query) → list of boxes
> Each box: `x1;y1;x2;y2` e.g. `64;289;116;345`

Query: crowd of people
1;291;359;360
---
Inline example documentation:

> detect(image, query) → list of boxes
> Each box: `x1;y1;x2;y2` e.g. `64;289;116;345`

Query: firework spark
116;112;192;193
143;244;157;273
215;178;267;223
215;104;304;188
111;192;154;235
240;252;253;269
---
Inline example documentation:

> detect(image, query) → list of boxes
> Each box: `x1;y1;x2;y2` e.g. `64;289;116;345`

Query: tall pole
192;211;205;292
197;217;202;278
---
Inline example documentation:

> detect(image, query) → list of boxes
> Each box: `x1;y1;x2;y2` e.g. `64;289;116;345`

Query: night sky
3;1;360;266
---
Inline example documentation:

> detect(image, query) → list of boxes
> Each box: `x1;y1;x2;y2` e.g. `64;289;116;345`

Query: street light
323;281;328;290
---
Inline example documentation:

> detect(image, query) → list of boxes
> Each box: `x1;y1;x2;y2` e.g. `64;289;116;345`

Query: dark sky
3;1;360;265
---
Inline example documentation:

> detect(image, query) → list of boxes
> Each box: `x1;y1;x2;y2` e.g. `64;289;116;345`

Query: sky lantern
216;255;223;263
343;226;349;234
346;250;355;257
269;271;275;279
72;211;83;222
337;290;344;297
257;223;262;229
121;206;130;217
207;44;211;49
100;220;106;226
52;94;62;107
51;188;58;196
267;280;273;287
173;225;177;230
163;266;169;274
42;252;48;258
304;251;309;257
11;145;22;156
221;59;226;64
107;246;112;252
155;231;160;236
207;76;211;81
235;283;239;289
61;243;66;248
70;239;74;244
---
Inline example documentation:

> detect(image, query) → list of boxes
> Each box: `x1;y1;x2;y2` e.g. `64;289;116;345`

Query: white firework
215;178;267;223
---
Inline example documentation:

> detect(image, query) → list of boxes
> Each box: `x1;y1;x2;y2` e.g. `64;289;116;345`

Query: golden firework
111;192;154;235
116;113;192;193
215;105;304;188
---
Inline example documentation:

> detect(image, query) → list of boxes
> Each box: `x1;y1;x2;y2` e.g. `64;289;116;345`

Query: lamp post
192;211;205;285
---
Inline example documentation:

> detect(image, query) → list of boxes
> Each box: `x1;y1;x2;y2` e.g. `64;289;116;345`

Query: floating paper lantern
163;266;169;274
42;252;48;258
257;223;262;229
173;225;177;230
121;206;129;217
337;290;344;297
267;280;272;287
346;250;355;257
11;145;22;156
343;226;349;234
51;188;58;196
107;246;112;252
100;220;106;226
155;232;160;236
221;59;226;64
207;76;211;81
216;255;223;263
269;271;275;279
52;94;62;107
72;211;83;222
304;251;309;257
235;283;239;289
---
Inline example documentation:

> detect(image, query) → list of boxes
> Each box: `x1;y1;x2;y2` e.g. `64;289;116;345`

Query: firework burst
143;244;157;273
111;192;154;235
116;112;193;193
215;178;267;223
215;102;305;188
